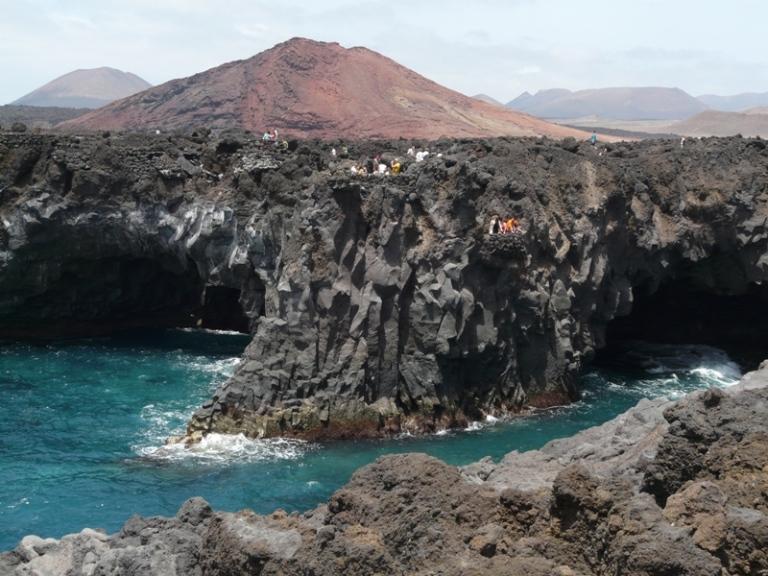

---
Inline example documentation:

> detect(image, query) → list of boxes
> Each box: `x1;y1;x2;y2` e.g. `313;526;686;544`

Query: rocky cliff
3;361;767;575
1;132;768;442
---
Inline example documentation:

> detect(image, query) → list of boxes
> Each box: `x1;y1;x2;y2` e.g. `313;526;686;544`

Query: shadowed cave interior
0;255;256;339
598;259;768;371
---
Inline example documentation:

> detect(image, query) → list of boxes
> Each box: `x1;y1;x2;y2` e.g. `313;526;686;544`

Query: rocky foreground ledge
3;365;767;575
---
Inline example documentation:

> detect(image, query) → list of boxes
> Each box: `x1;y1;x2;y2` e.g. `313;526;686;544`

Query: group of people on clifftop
349;155;402;177
488;215;521;236
342;145;438;178
261;128;289;150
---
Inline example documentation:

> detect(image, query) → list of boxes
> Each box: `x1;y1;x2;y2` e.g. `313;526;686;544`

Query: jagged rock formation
2;363;767;575
1;132;768;441
60;38;587;140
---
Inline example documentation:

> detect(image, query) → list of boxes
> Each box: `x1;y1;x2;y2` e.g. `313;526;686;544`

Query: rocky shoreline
3;362;767;575
1;132;768;442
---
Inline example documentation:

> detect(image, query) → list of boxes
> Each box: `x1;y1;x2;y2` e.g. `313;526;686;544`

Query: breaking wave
587;342;741;400
132;354;243;458
137;433;312;464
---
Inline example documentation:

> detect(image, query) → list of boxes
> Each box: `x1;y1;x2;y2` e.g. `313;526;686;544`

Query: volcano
14;67;151;109
62;38;586;139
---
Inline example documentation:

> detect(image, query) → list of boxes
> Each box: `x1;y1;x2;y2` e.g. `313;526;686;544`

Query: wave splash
138;433;311;464
585;342;742;399
133;354;244;459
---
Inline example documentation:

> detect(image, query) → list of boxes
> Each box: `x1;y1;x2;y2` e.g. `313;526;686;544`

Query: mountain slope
62;38;587;139
13;67;151;109
507;87;707;120
670;108;768;138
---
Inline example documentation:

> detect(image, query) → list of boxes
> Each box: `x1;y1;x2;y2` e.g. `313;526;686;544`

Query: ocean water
0;331;742;550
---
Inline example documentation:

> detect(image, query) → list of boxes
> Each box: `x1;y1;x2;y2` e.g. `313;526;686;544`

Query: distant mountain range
697;93;768;113
11;49;768;139
507;87;708;120
61;38;587;140
507;87;768;121
13;67;151;109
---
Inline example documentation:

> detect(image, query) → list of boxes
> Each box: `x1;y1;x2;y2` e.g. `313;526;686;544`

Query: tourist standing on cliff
590;131;598;146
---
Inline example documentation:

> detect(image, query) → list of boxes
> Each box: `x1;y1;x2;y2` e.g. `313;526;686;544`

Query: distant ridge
671;108;768;138
13;67;151;109
697;92;768;113
472;94;505;107
507;87;707;120
62;38;589;140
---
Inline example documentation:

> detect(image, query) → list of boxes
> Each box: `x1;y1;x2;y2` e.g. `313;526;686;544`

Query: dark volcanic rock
4;366;767;575
1;133;768;441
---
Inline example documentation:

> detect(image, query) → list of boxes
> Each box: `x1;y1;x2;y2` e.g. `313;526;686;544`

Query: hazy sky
2;0;767;104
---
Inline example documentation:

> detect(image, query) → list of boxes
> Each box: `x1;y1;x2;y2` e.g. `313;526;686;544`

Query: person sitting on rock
262;131;271;142
391;159;402;174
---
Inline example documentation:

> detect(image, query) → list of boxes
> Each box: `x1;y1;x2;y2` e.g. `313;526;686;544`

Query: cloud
48;12;96;30
236;23;270;39
515;65;542;75
2;0;767;105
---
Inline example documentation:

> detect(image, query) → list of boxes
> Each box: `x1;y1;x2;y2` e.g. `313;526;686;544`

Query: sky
2;0;767;104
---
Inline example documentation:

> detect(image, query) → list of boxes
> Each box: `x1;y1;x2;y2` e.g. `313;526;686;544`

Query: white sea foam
689;366;740;387
138;433;311;464
174;328;248;336
133;354;244;457
184;356;242;377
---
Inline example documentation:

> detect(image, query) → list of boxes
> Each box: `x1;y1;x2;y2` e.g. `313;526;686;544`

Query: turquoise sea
0;330;742;549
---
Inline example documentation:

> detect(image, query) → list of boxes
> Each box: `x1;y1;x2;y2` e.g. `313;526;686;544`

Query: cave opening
598;271;768;371
0;255;256;340
198;286;251;333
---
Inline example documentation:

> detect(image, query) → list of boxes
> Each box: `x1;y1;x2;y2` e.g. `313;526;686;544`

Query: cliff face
1;132;768;441
3;361;768;575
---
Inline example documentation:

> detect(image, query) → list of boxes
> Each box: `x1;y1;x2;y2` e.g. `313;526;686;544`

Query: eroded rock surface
2;132;768;440
4;364;767;575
